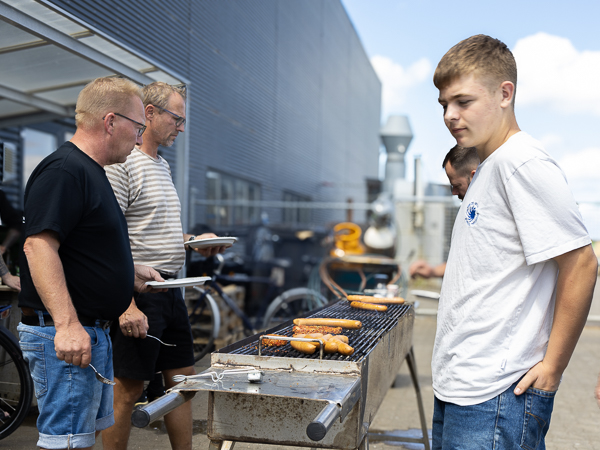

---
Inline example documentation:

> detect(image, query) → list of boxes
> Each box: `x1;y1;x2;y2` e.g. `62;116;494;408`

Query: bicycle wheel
187;287;221;362
0;327;33;440
261;288;329;330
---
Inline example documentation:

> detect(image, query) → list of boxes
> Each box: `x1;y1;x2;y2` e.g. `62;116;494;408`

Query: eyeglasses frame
108;112;147;137
153;105;186;127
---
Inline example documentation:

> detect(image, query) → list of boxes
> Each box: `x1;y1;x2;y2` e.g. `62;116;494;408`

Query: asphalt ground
3;277;600;449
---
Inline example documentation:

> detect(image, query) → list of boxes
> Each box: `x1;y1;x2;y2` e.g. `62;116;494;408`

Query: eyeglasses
113;113;146;137
154;105;186;127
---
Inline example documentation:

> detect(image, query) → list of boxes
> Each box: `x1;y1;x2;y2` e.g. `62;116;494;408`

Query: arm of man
409;260;446;278
184;232;227;257
515;244;597;395
0;254;20;291
23;230;91;368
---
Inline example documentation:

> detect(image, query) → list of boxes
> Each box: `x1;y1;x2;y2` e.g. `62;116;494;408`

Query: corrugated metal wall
49;0;381;229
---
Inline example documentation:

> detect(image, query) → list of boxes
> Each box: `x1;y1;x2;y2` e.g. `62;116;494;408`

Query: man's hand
54;322;92;368
1;273;20;291
188;233;228;257
119;299;148;338
409;260;433;278
513;360;561;396
134;265;166;293
409;260;446;279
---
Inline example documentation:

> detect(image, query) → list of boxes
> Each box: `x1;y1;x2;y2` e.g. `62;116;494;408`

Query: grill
133;299;430;450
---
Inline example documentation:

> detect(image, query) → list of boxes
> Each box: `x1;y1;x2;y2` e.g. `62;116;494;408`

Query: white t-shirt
105;148;186;275
432;131;591;405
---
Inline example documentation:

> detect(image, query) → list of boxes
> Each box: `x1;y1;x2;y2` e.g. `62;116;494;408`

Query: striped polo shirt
105;147;185;275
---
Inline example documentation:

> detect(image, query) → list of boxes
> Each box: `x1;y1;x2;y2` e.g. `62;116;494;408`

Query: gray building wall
47;0;381;229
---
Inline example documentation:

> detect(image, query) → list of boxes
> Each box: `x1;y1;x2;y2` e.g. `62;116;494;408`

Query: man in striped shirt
103;82;224;450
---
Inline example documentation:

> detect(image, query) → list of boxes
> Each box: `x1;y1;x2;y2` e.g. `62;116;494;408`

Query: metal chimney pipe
379;115;413;192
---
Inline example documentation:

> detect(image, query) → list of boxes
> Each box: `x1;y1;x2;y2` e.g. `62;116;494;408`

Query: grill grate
227;301;411;362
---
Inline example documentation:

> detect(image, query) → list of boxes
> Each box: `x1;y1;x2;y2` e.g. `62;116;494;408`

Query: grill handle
306;401;340;441
131;390;196;428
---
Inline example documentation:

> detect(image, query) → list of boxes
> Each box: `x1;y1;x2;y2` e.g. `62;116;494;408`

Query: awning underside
0;0;185;128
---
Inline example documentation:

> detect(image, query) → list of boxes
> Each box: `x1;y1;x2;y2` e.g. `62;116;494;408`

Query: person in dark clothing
17;77;165;450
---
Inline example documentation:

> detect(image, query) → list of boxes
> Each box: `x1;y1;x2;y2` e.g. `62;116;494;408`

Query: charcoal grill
133;299;430;450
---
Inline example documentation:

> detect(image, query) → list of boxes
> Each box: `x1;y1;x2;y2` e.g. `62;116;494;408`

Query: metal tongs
172;368;262;383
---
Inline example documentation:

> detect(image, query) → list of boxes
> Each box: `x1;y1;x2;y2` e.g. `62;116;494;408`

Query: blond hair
142;82;187;109
75;77;143;128
434;35;517;101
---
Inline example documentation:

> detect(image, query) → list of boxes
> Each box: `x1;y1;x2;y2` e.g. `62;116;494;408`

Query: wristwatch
188;235;196;242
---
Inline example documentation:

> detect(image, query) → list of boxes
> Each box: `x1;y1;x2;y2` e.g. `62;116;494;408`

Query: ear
499;81;515;108
145;104;154;119
104;113;115;136
469;169;476;181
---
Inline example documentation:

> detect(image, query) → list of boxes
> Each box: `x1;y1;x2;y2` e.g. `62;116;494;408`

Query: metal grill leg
368;347;431;450
406;346;431;450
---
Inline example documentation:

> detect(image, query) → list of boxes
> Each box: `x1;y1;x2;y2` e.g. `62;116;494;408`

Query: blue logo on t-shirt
465;202;479;226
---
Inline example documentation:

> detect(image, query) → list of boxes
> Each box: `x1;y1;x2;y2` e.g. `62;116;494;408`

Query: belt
21;308;112;330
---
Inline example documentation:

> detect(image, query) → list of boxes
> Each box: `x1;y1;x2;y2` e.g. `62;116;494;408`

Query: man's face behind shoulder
438;73;506;152
155;92;186;148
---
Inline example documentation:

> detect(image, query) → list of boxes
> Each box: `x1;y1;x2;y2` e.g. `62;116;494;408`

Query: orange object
331;222;366;257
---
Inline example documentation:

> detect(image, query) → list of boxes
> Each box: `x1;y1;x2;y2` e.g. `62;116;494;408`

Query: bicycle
0;305;34;440
187;254;328;361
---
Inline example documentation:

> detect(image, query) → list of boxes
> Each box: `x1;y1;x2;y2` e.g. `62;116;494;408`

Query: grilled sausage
293;318;362;329
350;301;388;312
290;340;317;354
347;295;405;304
331;335;349;344
336;341;355;356
293;325;343;335
324;339;340;354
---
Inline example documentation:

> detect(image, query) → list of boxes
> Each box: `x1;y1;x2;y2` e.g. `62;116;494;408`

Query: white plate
146;276;211;288
184;237;238;249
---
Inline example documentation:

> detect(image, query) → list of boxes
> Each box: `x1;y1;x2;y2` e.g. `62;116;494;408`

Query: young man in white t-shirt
432;34;598;449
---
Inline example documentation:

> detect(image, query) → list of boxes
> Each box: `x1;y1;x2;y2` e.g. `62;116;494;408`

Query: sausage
347;295;405;304
290;340;317;354
330;335;349;344
293;318;362;329
261;334;287;346
324;339;339;354
350;301;388;312
336;341;355;356
323;336;353;355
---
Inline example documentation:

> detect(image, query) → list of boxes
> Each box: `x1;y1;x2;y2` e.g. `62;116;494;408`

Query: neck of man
137;137;160;160
70;131;107;167
477;114;521;162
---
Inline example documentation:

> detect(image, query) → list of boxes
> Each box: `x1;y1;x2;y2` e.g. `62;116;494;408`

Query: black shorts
111;288;195;380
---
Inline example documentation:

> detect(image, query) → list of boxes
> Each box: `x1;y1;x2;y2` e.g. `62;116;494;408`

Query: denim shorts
433;380;556;450
18;323;115;449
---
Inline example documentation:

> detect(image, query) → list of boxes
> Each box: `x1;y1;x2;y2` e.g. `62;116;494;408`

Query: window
21;128;56;190
283;191;311;225
206;171;261;226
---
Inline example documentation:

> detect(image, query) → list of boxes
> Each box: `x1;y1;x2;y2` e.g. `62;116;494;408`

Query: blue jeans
433;381;556;450
18;323;114;449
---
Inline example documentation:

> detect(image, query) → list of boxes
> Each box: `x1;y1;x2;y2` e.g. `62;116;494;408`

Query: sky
341;0;600;239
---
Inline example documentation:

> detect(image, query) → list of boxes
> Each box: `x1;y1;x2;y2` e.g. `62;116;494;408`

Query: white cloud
371;55;432;117
559;147;600;181
513;32;600;115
